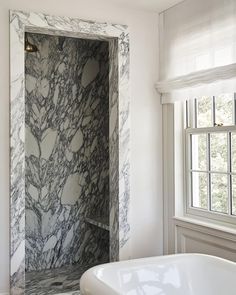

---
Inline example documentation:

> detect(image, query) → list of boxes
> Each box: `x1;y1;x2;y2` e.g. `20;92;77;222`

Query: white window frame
184;96;236;226
162;100;236;256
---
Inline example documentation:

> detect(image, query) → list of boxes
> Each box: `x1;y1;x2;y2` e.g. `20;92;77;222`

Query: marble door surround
10;10;130;295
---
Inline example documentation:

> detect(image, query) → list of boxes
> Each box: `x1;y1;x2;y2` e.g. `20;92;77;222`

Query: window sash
186;95;236;129
185;126;236;224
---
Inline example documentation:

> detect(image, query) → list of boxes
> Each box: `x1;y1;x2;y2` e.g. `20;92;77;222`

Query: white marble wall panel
10;10;130;295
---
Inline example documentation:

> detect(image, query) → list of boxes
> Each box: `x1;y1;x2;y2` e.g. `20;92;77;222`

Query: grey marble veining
85;216;109;231
25;262;92;294
10;10;130;295
109;39;120;262
25;32;109;272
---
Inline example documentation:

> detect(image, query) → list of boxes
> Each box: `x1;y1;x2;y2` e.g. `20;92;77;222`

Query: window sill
173;216;236;241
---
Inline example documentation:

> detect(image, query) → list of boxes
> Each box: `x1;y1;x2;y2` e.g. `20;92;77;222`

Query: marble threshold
25;262;96;295
55;292;80;295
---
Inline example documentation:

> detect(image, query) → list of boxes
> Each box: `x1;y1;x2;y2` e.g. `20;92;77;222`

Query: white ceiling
108;0;185;13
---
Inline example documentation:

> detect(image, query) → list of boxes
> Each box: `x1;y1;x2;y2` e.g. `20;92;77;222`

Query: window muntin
186;94;236;220
232;176;236;215
231;132;236;172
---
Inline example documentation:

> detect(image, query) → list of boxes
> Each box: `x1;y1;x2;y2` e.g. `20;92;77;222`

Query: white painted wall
0;0;162;292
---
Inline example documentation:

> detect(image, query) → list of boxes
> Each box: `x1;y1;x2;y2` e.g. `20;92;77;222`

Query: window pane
191;134;207;170
192;172;208;209
231;133;236;173
210;133;227;172
211;173;228;214
232;176;236;215
215;94;233;126
197;96;212;127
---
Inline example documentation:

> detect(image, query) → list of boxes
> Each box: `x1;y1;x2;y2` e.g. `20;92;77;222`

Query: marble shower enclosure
10;10;130;295
25;33;110;271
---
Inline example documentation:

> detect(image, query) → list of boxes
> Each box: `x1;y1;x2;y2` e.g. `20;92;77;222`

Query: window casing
185;94;236;225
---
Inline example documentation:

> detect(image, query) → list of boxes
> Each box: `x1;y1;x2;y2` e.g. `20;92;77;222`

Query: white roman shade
157;0;236;104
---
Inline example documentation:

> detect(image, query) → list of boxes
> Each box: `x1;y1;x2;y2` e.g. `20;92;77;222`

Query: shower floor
25;263;96;295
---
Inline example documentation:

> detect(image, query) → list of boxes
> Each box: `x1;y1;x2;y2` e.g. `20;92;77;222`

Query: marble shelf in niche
85;216;109;231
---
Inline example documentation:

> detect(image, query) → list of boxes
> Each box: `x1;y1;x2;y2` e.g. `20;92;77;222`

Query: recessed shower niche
10;10;130;295
24;32;109;294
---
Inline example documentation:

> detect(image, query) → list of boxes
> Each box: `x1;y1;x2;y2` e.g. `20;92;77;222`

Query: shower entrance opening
25;32;110;294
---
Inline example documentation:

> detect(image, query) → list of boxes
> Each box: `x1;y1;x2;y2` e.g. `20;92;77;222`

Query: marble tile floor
55;292;80;295
25;263;96;295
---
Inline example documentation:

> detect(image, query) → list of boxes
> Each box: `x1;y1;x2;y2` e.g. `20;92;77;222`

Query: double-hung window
185;94;236;223
159;1;236;254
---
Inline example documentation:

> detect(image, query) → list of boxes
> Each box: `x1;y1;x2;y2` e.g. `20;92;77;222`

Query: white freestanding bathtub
80;253;236;295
